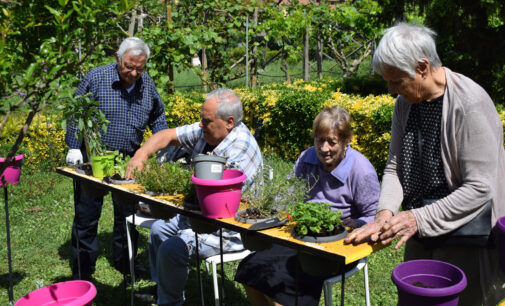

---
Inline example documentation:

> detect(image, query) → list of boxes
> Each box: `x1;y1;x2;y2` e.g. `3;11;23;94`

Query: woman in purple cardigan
234;107;380;306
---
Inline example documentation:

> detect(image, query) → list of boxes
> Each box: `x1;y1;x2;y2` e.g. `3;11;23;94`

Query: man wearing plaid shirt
127;88;263;305
65;37;167;280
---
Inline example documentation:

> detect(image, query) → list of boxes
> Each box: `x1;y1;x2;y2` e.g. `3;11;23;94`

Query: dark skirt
235;244;355;306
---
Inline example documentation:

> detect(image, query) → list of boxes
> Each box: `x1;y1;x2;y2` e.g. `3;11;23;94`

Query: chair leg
364;259;370;306
126;218;135;306
323;281;332;306
212;261;219;306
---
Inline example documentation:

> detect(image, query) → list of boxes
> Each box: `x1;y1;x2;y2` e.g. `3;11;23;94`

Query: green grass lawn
0;156;404;305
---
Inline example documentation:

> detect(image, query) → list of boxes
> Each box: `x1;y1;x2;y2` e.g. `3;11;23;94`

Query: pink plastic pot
15;280;96;306
0;154;24;186
191;169;247;219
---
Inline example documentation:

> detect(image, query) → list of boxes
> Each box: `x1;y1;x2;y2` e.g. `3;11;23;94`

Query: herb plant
134;158;195;198
288;201;343;236
113;153;131;179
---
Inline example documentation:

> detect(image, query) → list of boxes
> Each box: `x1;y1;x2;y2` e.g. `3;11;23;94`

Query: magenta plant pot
191;169;246;219
497;216;505;274
392;259;467;306
15;280;96;306
0;154;24;186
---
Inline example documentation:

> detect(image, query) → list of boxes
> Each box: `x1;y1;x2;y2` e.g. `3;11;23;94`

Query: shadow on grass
0;271;25;290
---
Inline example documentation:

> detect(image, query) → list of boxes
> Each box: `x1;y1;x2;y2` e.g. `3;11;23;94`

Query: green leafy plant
113;153;131;179
134;158;195;198
288;201;343;237
60;93;110;157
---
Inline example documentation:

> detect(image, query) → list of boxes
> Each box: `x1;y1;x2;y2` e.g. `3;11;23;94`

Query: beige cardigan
378;67;505;238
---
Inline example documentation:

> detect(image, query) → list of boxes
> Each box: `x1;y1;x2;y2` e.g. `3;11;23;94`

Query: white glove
66;149;83;165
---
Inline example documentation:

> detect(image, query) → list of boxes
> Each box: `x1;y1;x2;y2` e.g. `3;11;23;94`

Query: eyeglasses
122;62;145;73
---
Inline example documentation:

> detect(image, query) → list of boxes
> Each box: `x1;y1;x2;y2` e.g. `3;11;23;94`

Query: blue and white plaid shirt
176;121;263;252
176;122;263;188
65;63;168;155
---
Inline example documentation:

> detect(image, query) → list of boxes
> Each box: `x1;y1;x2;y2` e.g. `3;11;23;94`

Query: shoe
134;286;157;304
114;261;147;278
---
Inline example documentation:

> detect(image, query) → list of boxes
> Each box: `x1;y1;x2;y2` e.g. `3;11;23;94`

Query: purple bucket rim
497;216;505;232
15;280;96;306
392;259;467;297
0;154;25;163
191;169;246;187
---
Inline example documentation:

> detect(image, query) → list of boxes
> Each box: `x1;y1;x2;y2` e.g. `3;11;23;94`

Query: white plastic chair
203;249;251;306
323;257;370;306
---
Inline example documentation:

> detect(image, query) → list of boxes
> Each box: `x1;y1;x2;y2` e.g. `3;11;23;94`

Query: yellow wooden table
57;166;388;305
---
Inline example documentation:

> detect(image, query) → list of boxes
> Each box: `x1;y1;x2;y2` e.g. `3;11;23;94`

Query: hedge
3;79;505;177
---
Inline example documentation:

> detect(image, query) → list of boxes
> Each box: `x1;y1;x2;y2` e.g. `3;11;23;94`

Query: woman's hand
378;210;418;250
344;210;393;244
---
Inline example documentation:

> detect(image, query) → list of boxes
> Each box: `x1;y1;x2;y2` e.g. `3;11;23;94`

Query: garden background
1;0;505;305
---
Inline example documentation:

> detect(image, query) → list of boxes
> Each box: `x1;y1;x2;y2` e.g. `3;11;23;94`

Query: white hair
117;37;150;61
372;22;442;78
207;88;243;126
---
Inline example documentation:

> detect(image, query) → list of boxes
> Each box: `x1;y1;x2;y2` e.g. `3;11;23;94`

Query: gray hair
312;107;352;144
372;22;442;78
117;37;150;61
207;88;243;126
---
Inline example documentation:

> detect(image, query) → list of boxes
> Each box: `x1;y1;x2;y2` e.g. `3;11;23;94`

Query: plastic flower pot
497;216;505;274
90;154;115;179
191;154;227;180
392;259;467;306
0;154;24;186
191;169;246;219
15;280;96;306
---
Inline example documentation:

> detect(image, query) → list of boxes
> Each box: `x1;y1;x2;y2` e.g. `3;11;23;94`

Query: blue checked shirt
65;63;168;155
176;122;263;188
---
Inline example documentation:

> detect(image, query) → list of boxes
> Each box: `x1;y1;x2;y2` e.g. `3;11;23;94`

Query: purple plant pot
0;154;24;186
15;280;96;306
392;259;467;306
497;216;505;274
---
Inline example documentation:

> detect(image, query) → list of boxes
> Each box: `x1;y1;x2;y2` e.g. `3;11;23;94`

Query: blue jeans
149;215;222;305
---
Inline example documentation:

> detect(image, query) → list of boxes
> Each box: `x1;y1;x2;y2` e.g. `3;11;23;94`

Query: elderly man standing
65;37;168;280
127;88;263;305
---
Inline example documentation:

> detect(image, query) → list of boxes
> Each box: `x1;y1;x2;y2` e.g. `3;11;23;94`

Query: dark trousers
71;179;139;277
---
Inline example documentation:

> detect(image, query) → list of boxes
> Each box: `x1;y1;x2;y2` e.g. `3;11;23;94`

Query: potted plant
108;153;135;184
235;166;310;251
288;201;347;276
0;144;26;186
392;259;467;306
134;158;195;220
61;93;115;179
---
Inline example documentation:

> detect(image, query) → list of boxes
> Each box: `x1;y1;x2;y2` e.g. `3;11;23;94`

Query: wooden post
303;25;309;81
251;7;259;88
317;38;323;79
202;48;208;92
165;0;174;93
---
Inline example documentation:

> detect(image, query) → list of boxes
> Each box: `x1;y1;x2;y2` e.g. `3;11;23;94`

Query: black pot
294;228;348;276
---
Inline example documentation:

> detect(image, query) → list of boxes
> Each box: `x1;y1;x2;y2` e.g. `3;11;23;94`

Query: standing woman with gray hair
345;22;505;305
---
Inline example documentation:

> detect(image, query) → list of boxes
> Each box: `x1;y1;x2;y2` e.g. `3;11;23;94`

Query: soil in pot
75;164;93;176
234;208;278;224
105;173;136;184
292;225;347;243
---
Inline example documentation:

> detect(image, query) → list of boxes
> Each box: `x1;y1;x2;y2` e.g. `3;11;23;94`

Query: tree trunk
202;48;208;92
317;38;323;79
303;25;309;81
281;55;290;83
251;7;259;88
128;10;137;36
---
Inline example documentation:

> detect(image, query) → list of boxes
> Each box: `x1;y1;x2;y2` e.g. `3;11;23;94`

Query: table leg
72;179;82;281
340;270;345;306
195;231;204;306
219;228;224;306
4;186;14;304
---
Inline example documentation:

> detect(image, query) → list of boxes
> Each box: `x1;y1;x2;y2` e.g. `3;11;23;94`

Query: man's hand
66;149;83;165
378;210;418;250
344;210;393;245
125;150;149;179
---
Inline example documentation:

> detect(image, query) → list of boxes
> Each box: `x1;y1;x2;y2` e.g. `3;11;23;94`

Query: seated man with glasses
65;37;168;281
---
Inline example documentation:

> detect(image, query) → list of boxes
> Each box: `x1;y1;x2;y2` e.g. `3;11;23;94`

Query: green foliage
289;201;343;236
425;0;505;104
113;153;131;178
59;93;109;157
134;158;194;197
